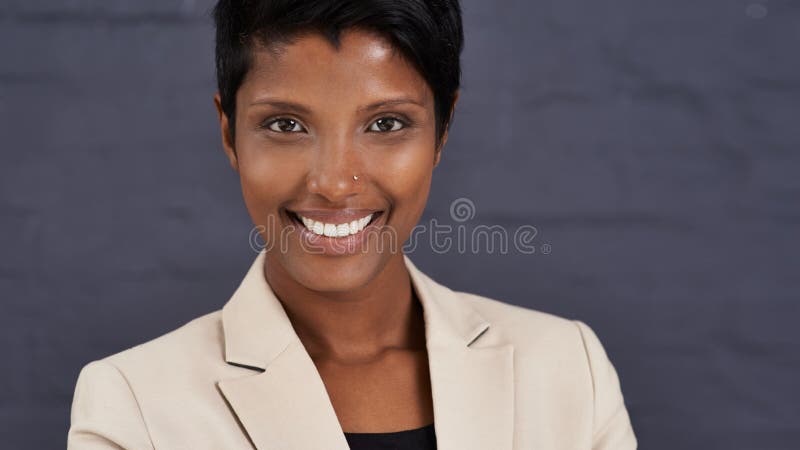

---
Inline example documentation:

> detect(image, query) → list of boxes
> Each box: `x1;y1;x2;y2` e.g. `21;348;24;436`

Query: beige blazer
68;251;637;449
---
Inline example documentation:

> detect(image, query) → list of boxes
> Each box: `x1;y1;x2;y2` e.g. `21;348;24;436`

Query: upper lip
287;208;382;224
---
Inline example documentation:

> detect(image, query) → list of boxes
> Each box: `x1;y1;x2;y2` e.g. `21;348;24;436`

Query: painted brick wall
1;0;797;448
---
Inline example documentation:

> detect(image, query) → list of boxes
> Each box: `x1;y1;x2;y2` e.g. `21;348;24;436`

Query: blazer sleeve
573;320;638;450
67;359;155;450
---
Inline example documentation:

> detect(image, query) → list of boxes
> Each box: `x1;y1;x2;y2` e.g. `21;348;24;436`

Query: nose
305;135;364;202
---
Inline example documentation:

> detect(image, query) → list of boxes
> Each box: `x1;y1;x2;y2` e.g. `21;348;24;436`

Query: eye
368;117;405;132
264;118;306;133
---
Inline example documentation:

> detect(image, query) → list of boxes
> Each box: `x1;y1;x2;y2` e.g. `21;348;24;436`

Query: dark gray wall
1;1;797;448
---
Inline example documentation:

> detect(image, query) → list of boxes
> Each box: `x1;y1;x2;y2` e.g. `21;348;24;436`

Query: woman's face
215;28;449;293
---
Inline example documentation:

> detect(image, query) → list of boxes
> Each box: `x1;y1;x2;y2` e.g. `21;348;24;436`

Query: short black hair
212;0;463;147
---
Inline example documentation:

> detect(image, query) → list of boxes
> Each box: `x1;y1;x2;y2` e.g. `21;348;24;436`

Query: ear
214;92;239;172
434;90;460;168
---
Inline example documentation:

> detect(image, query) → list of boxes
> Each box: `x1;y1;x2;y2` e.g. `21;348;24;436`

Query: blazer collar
217;251;514;450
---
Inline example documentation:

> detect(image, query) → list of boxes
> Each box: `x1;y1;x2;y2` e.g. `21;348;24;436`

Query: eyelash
259;116;410;134
367;116;407;132
260;117;305;133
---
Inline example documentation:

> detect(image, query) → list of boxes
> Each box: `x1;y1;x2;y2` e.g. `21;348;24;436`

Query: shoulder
68;310;227;449
79;309;228;385
453;290;637;447
452;290;617;376
454;289;584;346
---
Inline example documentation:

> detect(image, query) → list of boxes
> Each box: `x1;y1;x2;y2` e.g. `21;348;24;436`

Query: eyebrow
248;98;312;115
357;97;425;113
248;97;425;114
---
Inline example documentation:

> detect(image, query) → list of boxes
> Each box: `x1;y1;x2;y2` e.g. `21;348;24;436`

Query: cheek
235;140;305;229
369;139;435;226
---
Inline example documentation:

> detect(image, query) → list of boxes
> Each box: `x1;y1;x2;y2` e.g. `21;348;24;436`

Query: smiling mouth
287;210;384;238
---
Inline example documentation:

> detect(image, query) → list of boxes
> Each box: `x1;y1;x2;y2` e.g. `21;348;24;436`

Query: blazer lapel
216;251;515;450
215;251;349;450
217;341;350;449
405;255;516;450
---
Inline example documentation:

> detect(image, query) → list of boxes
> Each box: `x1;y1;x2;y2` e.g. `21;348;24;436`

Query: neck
264;254;426;363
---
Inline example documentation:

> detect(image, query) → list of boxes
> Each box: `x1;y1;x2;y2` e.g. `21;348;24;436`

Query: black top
344;423;436;450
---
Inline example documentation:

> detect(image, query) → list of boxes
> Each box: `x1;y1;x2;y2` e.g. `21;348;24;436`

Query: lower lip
287;211;385;256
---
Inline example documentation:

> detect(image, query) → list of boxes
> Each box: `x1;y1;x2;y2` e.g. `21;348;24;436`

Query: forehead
239;28;432;107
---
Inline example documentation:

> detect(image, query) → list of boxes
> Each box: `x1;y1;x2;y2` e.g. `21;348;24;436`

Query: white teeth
296;213;374;237
312;221;324;235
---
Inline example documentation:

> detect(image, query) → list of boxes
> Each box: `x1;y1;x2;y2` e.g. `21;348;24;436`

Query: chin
275;250;391;294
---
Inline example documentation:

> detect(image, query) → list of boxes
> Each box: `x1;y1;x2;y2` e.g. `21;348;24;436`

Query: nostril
305;170;365;196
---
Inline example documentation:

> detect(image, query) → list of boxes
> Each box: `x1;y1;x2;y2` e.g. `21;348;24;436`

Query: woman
68;1;637;449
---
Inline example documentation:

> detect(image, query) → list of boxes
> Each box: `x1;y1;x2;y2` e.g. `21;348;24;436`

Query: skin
214;28;457;433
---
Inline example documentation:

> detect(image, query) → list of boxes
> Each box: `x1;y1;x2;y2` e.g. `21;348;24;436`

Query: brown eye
266;118;306;133
369;117;405;132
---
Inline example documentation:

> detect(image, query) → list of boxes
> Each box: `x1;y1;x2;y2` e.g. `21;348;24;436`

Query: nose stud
353;175;359;181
